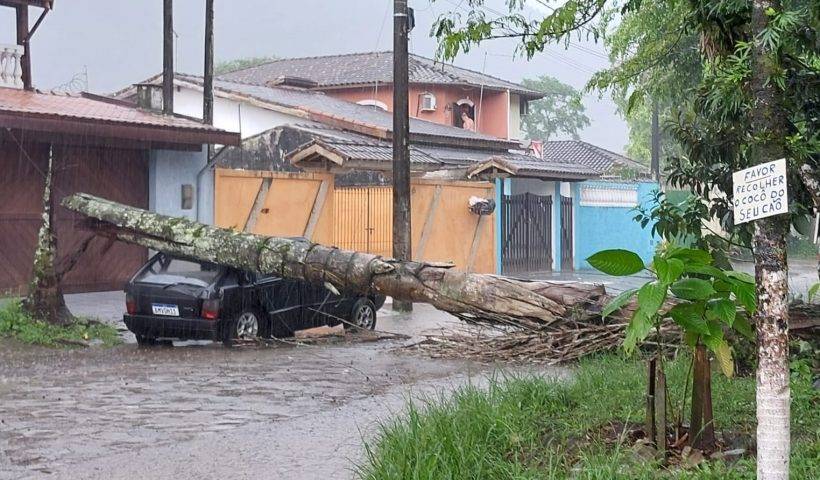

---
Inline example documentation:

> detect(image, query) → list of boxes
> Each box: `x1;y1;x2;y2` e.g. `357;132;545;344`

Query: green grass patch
0;300;121;347
358;354;819;479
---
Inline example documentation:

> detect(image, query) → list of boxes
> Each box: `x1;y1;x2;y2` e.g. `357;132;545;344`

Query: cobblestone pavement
0;303;564;480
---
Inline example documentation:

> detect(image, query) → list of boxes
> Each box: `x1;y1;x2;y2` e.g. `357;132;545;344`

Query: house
113;72;599;274
217;51;543;142
541;140;659;270
0;88;238;294
0;0;239;295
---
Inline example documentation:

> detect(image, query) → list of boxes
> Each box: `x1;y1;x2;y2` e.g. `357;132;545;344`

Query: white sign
732;159;788;224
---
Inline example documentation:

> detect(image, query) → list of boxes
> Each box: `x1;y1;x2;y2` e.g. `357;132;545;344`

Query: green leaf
602;288;638;320
683;264;729;281
671;278;716;300
808;283;819;303
624;310;653;355
714;340;734;378
668;303;709;334
655;256;684;284
683;330;699;347
732;314;754;339
587;249;645;276
637;282;667;316
706;298;736;326
730;281;757;314
668;247;712;265
726;271;755;284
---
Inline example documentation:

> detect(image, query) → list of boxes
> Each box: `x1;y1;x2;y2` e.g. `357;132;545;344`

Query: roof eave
0;110;240;147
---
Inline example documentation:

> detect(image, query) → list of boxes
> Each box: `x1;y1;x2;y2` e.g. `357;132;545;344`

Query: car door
300;280;343;328
261;276;302;334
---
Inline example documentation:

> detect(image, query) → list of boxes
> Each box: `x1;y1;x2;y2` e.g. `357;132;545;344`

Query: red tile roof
0;87;238;146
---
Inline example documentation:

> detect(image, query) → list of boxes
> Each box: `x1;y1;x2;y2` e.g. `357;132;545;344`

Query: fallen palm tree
62;193;630;326
61;193;816;363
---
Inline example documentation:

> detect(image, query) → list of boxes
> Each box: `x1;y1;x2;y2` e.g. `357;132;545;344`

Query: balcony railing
0;44;24;89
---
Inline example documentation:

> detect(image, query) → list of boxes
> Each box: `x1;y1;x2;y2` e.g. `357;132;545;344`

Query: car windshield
135;256;222;287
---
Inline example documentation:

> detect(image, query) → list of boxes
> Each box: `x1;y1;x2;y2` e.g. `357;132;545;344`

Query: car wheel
345;298;377;331
222;310;263;347
135;334;157;347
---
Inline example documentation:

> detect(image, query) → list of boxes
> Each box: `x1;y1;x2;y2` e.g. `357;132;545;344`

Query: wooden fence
215;170;496;273
214;169;335;244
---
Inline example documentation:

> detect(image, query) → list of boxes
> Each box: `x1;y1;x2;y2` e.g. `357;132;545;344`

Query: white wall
172;86;300;139
509;92;521;142
149;147;213;224
510;178;554;196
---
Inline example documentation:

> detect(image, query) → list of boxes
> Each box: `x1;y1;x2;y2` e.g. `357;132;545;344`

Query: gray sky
1;0;628;153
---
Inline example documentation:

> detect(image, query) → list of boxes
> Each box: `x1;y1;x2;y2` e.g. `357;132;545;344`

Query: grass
357;354;819;479
0;300;121;347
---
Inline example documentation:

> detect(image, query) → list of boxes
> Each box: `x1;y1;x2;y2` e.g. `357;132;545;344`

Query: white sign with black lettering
732;159;788;224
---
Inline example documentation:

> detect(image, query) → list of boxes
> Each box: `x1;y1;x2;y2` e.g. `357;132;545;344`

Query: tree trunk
689;343;715;451
62;193;625;328
23;145;72;325
750;1;791;478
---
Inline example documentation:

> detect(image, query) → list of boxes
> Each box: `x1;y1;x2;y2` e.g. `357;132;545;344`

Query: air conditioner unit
419;92;437;111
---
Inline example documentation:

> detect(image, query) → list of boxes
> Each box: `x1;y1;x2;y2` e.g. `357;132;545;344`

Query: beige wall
217;169;496;274
214;169;335;245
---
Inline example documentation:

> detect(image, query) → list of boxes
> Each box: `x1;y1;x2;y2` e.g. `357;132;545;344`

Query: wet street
0;300;564;480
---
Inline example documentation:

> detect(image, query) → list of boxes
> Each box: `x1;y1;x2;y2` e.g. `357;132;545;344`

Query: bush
0;300;121;347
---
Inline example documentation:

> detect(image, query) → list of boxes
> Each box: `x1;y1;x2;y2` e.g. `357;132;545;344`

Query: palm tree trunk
750;1;791;478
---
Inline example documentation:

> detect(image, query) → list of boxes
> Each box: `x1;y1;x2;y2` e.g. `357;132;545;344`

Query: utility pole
162;0;175;115
15;5;31;90
203;0;214;125
392;0;412;312
650;101;660;181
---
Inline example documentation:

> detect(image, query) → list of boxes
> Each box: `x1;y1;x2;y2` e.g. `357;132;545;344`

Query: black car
123;253;385;346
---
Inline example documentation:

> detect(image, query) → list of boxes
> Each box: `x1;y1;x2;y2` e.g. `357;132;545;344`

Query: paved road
0;302;563;480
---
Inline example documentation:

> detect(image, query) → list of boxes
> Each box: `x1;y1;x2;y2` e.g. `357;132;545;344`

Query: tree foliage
520;75;590;140
215;55;279;75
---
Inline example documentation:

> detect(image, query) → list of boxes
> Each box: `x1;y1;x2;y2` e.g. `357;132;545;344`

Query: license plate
151;303;179;316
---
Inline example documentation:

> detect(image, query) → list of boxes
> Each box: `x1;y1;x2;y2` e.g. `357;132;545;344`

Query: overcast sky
0;0;628;153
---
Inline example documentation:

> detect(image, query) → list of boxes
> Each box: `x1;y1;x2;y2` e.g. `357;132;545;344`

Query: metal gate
501;193;552;274
561;195;574;270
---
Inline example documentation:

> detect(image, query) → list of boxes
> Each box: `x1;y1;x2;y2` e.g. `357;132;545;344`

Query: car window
136;256;222;287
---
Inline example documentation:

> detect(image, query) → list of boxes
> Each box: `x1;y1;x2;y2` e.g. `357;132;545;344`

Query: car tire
222;309;263;347
135;334;157;347
345;298;377;331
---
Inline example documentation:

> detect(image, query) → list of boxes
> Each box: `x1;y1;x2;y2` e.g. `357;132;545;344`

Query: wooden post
203;0;215;125
162;0;175;115
392;0;412;312
654;364;667;454
16;5;31;90
690;343;715;450
645;357;656;443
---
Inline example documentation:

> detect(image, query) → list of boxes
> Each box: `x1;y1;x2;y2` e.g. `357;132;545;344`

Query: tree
433;1;818;476
520;75;589;141
23;146;73;325
62;193;622;326
214;55;278;75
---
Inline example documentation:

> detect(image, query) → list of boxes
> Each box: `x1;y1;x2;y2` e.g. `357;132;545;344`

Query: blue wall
148;147;213;224
574;181;659;270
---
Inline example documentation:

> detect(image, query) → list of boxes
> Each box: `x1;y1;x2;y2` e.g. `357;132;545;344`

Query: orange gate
333;186;392;258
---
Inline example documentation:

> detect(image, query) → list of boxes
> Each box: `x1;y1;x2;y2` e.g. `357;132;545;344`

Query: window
520;97;530;116
181;184;194;210
356;99;388;111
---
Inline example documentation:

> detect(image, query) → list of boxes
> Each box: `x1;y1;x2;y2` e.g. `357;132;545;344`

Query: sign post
732;158;788;224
